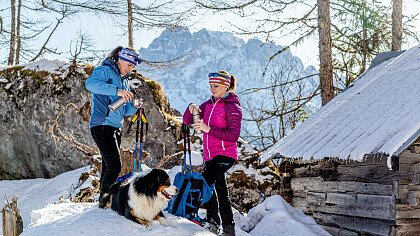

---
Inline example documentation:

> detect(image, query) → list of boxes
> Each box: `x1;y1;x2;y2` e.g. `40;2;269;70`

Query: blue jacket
85;58;138;128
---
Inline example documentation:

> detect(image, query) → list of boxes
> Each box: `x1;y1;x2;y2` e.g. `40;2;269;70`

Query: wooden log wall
291;156;397;235
288;137;420;236
394;137;420;236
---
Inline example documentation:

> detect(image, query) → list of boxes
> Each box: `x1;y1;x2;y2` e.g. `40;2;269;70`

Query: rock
227;139;287;213
0;62;181;179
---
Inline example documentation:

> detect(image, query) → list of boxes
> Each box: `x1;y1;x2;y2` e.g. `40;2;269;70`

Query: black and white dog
100;169;177;226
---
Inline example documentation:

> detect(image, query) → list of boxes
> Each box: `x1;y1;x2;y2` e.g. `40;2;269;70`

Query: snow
0;166;330;236
23;203;213;236
22;59;69;74
185;151;204;166
0;167;87;231
235;196;330;236
261;46;420;168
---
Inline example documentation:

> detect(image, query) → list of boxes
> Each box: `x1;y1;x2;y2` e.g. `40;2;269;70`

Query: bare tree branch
30;12;65;61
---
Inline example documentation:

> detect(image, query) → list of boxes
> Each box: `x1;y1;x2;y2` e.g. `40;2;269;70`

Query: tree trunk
0;16;3;35
8;0;16;66
361;0;367;73
15;0;22;64
317;0;334;105
2;195;23;236
127;0;133;48
392;0;403;51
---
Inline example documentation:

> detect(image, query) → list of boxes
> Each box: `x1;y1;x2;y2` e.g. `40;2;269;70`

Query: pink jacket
183;92;242;161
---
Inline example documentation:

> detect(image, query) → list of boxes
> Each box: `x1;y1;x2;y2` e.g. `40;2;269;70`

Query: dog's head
133;169;177;200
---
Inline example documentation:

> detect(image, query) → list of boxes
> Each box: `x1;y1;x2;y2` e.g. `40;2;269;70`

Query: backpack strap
170;177;190;216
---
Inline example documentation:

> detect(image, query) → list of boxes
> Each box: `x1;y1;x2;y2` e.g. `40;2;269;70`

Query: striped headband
208;72;231;87
118;48;142;65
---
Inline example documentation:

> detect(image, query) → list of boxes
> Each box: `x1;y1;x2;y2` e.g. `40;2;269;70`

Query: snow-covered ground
0;166;330;236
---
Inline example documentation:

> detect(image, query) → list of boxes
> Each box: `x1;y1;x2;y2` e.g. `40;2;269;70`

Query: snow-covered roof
261;46;420;166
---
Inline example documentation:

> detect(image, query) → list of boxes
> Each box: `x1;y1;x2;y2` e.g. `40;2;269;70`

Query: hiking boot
98;193;108;208
222;224;235;236
200;218;220;235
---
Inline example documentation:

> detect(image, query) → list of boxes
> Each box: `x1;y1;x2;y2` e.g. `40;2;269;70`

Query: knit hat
118;48;142;65
208;72;231;87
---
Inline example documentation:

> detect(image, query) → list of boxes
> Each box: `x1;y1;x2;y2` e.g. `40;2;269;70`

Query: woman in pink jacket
183;70;242;236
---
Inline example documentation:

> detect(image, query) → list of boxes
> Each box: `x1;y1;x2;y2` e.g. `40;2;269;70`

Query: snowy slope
1;166;330;236
22;203;214;236
261;46;420;167
0;167;87;231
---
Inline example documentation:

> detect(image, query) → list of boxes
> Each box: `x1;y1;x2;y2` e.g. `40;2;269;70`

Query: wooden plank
398;184;409;204
410;163;420;185
399;150;420;165
307;192;326;205
356;194;393;207
412;144;420;154
410;163;420;173
325;193;356;205
313;212;394;236
407;191;419;206
393;180;399;202
396;204;420;219
294;161;339;180
395;219;420;236
321;225;359;236
396;204;420;211
293;194;394;220
292;196;310;212
398;163;411;173
399;184;420;205
337;164;406;184
315;204;393;220
292;177;393;195
292;193;326;211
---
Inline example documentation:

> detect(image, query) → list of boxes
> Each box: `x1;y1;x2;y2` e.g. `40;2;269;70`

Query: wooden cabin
261;46;420;236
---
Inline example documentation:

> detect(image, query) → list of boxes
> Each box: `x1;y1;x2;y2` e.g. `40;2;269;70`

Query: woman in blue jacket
85;46;141;206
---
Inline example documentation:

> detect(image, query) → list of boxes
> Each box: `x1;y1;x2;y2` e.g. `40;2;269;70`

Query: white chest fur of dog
128;184;177;222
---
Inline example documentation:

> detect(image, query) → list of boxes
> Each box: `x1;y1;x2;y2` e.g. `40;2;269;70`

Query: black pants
202;155;236;227
90;125;122;194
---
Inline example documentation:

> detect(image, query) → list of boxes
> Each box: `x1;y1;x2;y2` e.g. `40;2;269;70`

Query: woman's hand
188;104;201;114
192;120;211;133
117;90;134;102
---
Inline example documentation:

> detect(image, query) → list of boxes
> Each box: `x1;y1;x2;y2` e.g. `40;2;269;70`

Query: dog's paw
138;219;151;227
158;216;166;226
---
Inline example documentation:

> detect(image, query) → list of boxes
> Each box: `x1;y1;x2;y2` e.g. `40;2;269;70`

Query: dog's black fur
100;169;177;226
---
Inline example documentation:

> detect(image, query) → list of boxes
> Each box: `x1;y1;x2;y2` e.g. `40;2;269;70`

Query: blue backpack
167;124;213;220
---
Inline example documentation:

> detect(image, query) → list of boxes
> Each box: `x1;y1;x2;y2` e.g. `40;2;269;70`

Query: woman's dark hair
218;70;237;91
107;46;136;62
107;46;123;61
